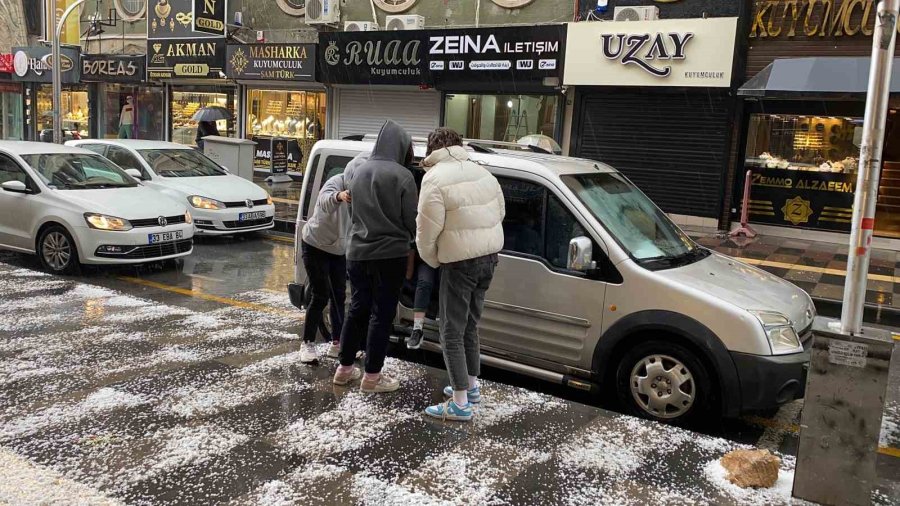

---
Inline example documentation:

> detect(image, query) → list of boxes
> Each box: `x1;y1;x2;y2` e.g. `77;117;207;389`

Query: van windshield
561;172;709;270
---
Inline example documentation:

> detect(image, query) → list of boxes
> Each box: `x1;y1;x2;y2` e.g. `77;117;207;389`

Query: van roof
311;139;616;178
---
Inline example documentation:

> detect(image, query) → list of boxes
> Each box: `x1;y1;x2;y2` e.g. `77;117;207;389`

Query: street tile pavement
0;263;815;505
692;233;900;310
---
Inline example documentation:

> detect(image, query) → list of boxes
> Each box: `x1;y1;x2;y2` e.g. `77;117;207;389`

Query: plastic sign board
193;0;227;36
564;17;737;87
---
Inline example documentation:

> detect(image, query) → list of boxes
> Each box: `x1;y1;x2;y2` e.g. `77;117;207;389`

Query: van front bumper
729;348;809;412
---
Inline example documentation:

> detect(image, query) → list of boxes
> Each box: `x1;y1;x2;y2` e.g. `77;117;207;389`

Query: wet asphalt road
0;234;897;504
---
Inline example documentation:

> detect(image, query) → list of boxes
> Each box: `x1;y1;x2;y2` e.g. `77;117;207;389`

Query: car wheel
38;225;79;275
615;340;712;424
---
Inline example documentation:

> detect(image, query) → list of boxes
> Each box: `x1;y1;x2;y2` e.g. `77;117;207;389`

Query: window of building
114;0;146;21
170;89;236;146
245;89;326;172
99;84;164;140
0;84;23;140
37;85;88;141
444;94;559;142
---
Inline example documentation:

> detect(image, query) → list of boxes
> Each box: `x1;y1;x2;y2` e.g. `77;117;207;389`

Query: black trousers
300;241;346;343
339;256;406;373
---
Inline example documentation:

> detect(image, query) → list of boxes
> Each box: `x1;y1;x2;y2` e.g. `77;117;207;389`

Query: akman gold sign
147;39;224;79
750;0;897;38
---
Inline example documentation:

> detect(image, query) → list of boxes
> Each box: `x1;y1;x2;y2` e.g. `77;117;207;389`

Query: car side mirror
124;168;144;180
568;236;596;272
1;180;29;194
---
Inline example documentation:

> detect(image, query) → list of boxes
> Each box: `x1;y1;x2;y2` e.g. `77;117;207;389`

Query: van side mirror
2;180;29;194
568;236;596;272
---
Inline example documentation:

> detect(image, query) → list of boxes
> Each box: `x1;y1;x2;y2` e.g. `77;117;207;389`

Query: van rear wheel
615;340;711;424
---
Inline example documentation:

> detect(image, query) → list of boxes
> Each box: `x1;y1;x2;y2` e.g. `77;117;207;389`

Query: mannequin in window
119;96;134;139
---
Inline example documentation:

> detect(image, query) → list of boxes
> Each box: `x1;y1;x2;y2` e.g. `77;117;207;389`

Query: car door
478;173;614;369
0;154;41;251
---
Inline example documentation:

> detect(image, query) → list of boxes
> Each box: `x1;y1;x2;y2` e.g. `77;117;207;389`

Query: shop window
36;85;88;141
0;85;23;140
171;90;236;147
246;89;326;173
444;94;559;143
99;85;164;141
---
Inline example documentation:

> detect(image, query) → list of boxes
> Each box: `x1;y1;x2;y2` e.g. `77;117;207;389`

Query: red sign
0;54;12;74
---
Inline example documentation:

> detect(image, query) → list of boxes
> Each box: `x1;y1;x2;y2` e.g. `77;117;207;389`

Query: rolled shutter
336;89;440;140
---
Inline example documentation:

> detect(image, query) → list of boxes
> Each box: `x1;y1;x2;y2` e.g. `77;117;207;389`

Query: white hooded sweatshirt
415;145;505;268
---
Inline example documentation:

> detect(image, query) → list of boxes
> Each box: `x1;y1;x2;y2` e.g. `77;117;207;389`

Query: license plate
239;211;266;221
148;230;183;244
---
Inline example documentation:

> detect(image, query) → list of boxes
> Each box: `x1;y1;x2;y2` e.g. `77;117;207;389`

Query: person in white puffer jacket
416;128;505;422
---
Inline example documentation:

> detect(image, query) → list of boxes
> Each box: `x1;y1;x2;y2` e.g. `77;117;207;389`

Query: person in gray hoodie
333;120;417;393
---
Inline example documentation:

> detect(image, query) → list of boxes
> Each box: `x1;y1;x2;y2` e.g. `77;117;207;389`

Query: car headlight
188;195;225;210
266;195;273;206
749;310;802;355
184;211;193;224
84;213;132;231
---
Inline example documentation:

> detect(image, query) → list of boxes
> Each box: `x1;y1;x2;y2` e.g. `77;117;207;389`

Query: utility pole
840;0;899;334
51;0;86;144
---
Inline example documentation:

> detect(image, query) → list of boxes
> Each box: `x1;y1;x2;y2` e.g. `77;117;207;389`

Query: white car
0;141;194;274
67;140;275;235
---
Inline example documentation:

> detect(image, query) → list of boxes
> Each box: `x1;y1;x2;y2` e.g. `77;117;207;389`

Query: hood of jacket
371;120;412;165
422;145;469;170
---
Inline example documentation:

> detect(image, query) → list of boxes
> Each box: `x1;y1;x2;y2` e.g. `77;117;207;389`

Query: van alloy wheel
42;231;72;272
629;354;695;419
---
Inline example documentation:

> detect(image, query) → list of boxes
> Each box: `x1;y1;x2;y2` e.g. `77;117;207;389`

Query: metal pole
841;0;900;335
52;0;86;144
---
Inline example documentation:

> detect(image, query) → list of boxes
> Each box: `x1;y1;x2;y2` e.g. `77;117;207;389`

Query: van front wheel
615;340;711;424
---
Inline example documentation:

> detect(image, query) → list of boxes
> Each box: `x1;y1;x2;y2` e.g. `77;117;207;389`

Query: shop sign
226;44;315;81
148;0;219;39
0;54;12;74
750;0;896;38
564;17;737;87
147;39;226;79
81;54;146;83
318;25;565;87
252;136;302;172
271;138;289;173
193;0;227;36
747;168;855;231
10;46;80;83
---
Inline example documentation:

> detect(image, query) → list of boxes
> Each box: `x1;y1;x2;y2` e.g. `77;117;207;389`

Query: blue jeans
413;263;438;313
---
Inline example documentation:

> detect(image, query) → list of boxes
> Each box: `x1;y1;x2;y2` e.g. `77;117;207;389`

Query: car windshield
561;172;708;270
22;153;138;189
138;149;227;177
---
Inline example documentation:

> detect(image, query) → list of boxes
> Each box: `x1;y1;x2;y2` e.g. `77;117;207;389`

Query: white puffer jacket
416;145;505;268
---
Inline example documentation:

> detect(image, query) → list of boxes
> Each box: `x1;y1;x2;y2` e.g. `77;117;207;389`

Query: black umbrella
191;106;232;122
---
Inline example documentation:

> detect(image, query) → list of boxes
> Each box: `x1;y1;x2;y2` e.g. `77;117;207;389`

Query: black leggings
300;241;346;343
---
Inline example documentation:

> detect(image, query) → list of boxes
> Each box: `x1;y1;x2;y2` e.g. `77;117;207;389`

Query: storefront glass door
0;85;23;140
170;88;236;146
36;85;89;141
98;84;165;140
443;94;560;142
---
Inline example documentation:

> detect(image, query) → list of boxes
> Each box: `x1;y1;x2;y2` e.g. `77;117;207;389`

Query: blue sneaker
443;385;481;404
425;400;473;421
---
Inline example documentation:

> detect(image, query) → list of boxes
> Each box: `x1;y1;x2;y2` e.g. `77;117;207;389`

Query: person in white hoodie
298;154;367;363
416;128;505;421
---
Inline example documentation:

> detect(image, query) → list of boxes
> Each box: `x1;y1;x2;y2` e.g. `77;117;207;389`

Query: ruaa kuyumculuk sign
564;17;738;87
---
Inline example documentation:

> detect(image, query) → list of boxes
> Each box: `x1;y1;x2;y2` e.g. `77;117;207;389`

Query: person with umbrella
192;106;230;150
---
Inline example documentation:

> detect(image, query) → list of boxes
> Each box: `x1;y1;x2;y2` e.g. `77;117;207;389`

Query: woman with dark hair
195;121;219;150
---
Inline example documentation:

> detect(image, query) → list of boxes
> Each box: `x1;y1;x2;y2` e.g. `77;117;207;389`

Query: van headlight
84;213;132;231
188;195;225;210
749;310;802;355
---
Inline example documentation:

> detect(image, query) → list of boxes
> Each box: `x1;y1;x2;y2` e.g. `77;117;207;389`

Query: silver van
290;139;815;424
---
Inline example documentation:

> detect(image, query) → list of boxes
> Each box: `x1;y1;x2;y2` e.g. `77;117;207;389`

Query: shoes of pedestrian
425;400;473;421
356;350;365;361
332;367;362;385
406;329;424;350
300;342;318;364
360;373;400;393
326;342;340;359
443;385;481;404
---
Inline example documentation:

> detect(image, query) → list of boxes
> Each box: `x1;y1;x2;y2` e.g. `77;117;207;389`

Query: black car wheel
37;225;79;275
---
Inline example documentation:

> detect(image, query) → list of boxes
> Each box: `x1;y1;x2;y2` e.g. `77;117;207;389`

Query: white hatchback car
0;141;194;274
68;140;275;235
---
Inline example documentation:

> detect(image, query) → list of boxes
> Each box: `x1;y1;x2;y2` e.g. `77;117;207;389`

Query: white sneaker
300;342;318;364
360;373;400;393
326;342;340;359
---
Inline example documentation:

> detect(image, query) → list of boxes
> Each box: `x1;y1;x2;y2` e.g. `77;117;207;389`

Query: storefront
0;54;23;140
318;26;566;142
11;45;85;141
738;0;900;239
146;0;233;146
566;17;739;220
82;54;165;140
226;43;323;173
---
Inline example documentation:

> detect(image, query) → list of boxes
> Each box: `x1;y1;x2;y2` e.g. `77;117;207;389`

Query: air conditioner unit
344;21;378;31
385;14;425;31
613;6;659;21
307;0;340;25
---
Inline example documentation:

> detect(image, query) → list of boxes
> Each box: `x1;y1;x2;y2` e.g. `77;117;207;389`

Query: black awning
738;57;900;98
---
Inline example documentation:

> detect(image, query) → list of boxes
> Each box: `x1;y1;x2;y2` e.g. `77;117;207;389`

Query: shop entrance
98;84;165;140
169;86;236;146
443;93;560;142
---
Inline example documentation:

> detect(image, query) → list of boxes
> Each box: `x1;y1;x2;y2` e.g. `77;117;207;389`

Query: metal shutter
336;88;440;140
573;89;732;218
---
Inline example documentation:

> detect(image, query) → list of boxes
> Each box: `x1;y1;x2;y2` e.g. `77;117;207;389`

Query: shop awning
738;57;900;98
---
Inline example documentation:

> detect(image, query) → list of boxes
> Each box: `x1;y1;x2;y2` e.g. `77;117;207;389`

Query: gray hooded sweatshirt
343;120;417;261
301;153;369;256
